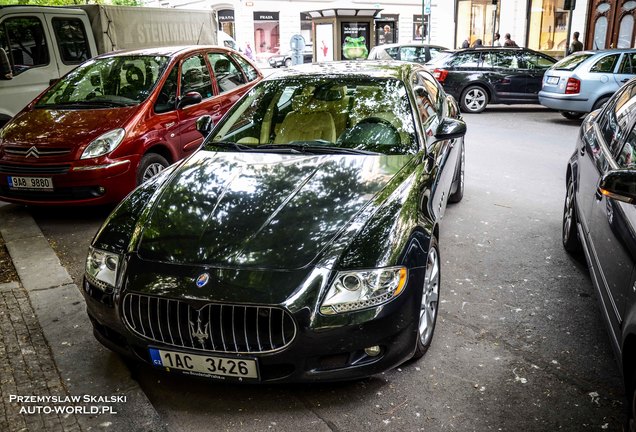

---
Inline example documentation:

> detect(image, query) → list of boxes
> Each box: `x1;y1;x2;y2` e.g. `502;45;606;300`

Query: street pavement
0;204;166;432
0;105;628;431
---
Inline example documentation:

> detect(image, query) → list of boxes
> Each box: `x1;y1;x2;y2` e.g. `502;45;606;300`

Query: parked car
428;47;557;113
562;78;636;427
368;43;448;64
0;46;261;206
82;61;467;383
539;49;636;119
268;47;313;68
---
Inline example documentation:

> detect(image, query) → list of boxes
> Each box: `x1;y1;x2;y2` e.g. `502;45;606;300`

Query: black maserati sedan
82;61;467;383
562;78;636;427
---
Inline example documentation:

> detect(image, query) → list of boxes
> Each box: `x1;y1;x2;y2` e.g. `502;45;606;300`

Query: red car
0;46;261;205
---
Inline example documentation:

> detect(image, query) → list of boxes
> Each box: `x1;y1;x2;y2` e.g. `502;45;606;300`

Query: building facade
146;0;633;60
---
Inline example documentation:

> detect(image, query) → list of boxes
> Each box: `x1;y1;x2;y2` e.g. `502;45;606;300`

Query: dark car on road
268;47;313;68
428;47;557;113
0;46;261;206
562;78;636;428
82;61;466;383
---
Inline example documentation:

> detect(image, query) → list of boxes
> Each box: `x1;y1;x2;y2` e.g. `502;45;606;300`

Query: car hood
2;106;138;149
136;150;413;270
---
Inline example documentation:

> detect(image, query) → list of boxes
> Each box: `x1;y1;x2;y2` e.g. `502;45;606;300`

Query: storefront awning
304;9;382;18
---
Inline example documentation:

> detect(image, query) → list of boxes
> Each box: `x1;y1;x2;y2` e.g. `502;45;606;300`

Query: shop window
455;0;499;48
594;17;609;50
618;15;634;49
527;0;569;53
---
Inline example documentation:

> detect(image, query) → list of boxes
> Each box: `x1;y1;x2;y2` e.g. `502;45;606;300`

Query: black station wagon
82;61;466;383
429;47;557;113
563;78;636;428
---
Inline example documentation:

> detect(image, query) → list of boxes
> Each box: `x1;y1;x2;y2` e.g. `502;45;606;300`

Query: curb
0;205;167;432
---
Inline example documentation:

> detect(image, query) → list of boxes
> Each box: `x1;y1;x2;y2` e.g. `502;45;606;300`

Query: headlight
85;246;122;292
81;128;125;159
320;267;407;315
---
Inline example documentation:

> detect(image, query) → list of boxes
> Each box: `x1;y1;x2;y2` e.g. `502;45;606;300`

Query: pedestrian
569;31;583;54
503;33;518;47
244;42;254;60
472;38;483;48
492;32;501;47
461;37;470;48
0;47;12;80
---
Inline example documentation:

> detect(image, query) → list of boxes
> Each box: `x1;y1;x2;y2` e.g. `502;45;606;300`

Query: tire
448;141;465;203
562;175;582;254
592;96;611;111
137;153;169;185
284;58;292;67
460;85;489;113
412;236;440;360
560;111;585;120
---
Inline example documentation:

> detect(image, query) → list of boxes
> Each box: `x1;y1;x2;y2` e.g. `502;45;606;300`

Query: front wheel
284;58;292;67
412;236;440;360
593;96;611;111
137;153;169;185
562;175;582;253
460;86;488;113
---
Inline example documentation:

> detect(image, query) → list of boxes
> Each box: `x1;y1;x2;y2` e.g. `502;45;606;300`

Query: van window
1;16;50;75
52;18;90;65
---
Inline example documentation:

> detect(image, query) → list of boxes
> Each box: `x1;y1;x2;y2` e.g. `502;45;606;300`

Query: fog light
364;346;381;357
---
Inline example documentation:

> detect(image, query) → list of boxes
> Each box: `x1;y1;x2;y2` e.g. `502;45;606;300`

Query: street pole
564;0;576;57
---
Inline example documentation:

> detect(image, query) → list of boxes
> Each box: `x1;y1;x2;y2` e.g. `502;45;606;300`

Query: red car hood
2;106;139;150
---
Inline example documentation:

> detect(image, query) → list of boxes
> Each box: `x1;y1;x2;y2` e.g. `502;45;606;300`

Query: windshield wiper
256;143;379;155
206;141;254;151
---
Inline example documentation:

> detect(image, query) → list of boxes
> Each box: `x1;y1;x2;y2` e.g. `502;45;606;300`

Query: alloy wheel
143;163;165;182
563;180;575;244
419;246;440;346
463;88;487;112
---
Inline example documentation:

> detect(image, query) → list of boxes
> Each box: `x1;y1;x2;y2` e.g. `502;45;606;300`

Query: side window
52;18;90;65
419;71;441;113
3;16;50;75
428;47;443;59
400;47;426;62
590;54;620;73
208;52;246;94
449;52;481;68
413;73;436;124
619;53;636;74
384;46;399;59
493;51;518;69
155;65;178;114
599;85;636;154
518;52;554;70
617;126;636;167
180;54;213;99
231;53;258;82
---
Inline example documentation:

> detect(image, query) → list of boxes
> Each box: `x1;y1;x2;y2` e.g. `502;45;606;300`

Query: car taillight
433;68;448;83
565;77;580;94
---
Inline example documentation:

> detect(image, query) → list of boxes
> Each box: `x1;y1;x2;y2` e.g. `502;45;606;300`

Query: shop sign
254;12;279;21
218;9;234;22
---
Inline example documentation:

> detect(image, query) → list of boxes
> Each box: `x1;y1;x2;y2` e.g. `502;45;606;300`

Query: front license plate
546;76;559;85
149;348;259;381
8;176;53;191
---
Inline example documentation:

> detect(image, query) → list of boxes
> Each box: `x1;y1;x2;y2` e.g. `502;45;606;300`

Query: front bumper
82;268;426;383
0;156;139;206
268;57;285;68
538;90;591;113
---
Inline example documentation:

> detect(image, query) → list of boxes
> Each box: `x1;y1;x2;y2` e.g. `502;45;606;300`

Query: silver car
539;49;636;119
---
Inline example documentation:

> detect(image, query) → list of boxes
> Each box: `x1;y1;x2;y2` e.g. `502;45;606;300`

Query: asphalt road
31;105;625;431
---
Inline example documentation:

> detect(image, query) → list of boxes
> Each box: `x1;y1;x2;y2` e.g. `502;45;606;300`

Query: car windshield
206;76;418;155
36;55;170;108
425;51;454;67
552;53;593;71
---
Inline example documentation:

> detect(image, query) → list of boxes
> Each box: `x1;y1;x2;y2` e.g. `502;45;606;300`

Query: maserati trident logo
195;272;210;288
25;146;40;159
189;309;209;347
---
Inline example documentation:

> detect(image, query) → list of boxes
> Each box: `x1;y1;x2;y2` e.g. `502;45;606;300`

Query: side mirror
196;115;214;138
599;169;636;204
177;91;202;109
435;117;467;141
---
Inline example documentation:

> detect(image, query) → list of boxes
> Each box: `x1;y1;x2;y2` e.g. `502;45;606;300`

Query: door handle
211;104;221;112
621;78;630;83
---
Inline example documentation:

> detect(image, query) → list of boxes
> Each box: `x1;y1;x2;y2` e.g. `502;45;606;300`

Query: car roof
93;45;235;59
576;48;636;55
265;60;422;82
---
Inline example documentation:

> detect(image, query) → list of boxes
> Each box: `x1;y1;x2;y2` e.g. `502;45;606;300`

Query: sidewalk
0;204;166;432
